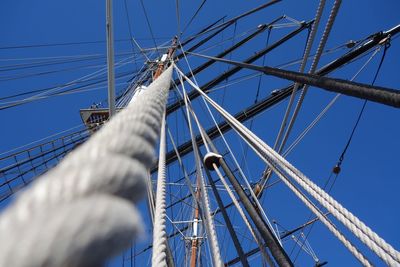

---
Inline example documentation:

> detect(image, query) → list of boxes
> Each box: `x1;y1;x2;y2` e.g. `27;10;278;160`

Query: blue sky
1;0;399;266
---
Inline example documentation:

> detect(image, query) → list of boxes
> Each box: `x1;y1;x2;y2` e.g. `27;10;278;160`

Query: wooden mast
189;178;201;267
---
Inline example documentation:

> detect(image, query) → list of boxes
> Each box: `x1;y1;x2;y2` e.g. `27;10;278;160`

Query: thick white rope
211;88;399;266
152;113;168;267
176;67;371;266
0;65;173;267
182;76;372;266
177;67;400;266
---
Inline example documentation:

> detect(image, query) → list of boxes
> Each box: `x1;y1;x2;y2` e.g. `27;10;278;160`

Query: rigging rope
179;76;273;265
152;113;169;267
181;0;207;36
278;0;342;154
274;0;326;152
335;42;390;172
139;0;160;56
0;65;173;267
261;47;382;196
176;66;400;266
182;80;223;267
176;47;280;240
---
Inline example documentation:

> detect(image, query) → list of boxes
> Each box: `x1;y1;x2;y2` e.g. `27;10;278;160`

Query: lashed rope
0;65;173;267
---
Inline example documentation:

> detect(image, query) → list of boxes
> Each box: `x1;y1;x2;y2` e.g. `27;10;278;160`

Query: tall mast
106;0;116;117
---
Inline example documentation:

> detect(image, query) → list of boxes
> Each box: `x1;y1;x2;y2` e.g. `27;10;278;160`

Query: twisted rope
274;0;326;150
176;66;400;266
278;0;342;153
152;113;168;267
0;65;173;267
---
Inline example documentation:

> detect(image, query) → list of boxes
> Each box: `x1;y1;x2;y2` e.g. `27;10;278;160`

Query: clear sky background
0;0;399;266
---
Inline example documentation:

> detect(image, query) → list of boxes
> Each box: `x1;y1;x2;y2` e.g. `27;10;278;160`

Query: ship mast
106;0;116;117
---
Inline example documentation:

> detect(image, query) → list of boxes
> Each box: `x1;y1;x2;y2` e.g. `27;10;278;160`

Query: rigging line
179;16;226;47
258;24;314;190
216;20;237;123
270;23;302;29
178;15;285;63
262;46;382;204
167;20;313;116
240;27;272;169
185;51;400;108
291;45;382;262
0;52;112;62
139;0;160;56
277;0;342;155
0;62;115;82
3;83;121;105
175;66;280;242
0;70;134;102
175;50;279;242
166;124;198;209
152;113;170;267
201;89;373;267
123;0;139;70
273;14;316;152
290;47;390;261
206;73;263;94
336;42;390;170
169;83;201;207
0;56;134;107
0;137;88;194
0;37;171;50
283;15;302;25
0;52;140;72
192;0;281;40
274;42;347;69
211;165;275;267
183;82;273;264
0;73;131;107
0;135;88;190
0;123;86;161
181;78;223;267
181;0;207;36
206;45;348;97
14;81;128;100
0;130;90;173
176;66;388;266
194;27;258;54
287;44;378;257
122;21;173;65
